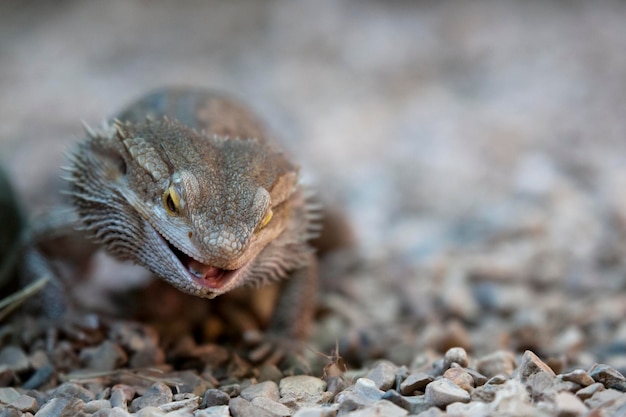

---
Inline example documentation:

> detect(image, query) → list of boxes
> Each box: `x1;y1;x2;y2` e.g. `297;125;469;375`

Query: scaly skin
61;88;320;340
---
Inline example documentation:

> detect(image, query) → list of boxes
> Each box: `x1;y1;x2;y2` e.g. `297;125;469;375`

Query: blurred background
2;0;626;367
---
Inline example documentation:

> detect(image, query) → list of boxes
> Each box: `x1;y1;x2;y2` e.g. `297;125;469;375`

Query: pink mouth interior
165;240;235;290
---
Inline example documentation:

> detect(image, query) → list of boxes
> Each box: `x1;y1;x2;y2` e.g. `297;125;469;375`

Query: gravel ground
2;1;626;416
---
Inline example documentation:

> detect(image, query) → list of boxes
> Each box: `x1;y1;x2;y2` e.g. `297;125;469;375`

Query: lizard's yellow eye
163;185;181;215
258;209;273;231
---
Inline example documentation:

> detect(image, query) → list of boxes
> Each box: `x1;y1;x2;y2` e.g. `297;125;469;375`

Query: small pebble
279;375;329;408
8;395;38;413
518;350;555;382
554;391;588;417
54;382;95;403
240;381;280;402
588;363;626;391
36;397;86;417
292;407;338;417
0;387;21;404
85;399;112;413
219;383;241;397
229;396;281;417
354;378;384;400
94;406;132;417
251;396;292;416
425;378;471;408
129;382;173;412
400;372;433;395
159;397;200;412
366;361;397;391
201;389;230;408
110;385;136;409
443;367;474;393
195;405;230;417
344;399;408;417
443;347;469;368
584;388;624;409
576;382;605;401
561;369;595;387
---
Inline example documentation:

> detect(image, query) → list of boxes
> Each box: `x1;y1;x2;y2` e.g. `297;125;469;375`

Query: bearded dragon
28;88;325;343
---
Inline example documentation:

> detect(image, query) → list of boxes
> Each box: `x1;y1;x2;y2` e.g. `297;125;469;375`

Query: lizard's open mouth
165;240;237;290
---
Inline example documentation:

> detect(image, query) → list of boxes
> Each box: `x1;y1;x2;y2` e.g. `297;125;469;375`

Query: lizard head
68;119;300;298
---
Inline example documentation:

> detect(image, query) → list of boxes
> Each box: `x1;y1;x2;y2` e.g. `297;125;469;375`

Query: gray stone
560;369;595;387
54;382;96;403
81;340;128;372
400;373;433;395
241;381;280;402
85;399;112;413
588;363;626;391
380;389;415;412
584;388;625;409
110;384;136;409
129;382;173;412
554;391;588;417
35;397;86;417
159;397;200;412
229;396;280;417
471;383;502;402
518;350;555;383
251;396;292;416
8;394;38;413
220;384;241;397
0;408;21;417
292;407;337;417
576;382;605;400
354;378;384;400
462;368;487;388
414;407;444;417
443;347;468;368
0;387;21;404
195;405;231;417
446;401;491;416
476;351;517;377
366;361;397;391
424;378;470;408
279;375;329;408
201;389;230;408
0;346;29;373
93;406;133;417
343;399;408;417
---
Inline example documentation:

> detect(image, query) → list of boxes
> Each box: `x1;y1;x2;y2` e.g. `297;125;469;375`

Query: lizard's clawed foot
243;330;311;375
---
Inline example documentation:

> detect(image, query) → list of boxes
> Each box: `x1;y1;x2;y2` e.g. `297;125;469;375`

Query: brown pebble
576;383;605;401
518;350;555;383
443;368;474;393
561;369;595;387
8;395;38;413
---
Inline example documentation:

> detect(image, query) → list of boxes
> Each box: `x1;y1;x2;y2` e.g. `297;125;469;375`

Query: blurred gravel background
2;0;626;380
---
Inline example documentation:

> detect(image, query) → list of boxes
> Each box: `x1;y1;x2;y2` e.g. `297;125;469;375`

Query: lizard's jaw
165;239;238;291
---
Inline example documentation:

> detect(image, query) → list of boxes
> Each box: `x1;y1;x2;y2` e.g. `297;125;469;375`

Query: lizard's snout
201;228;248;265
